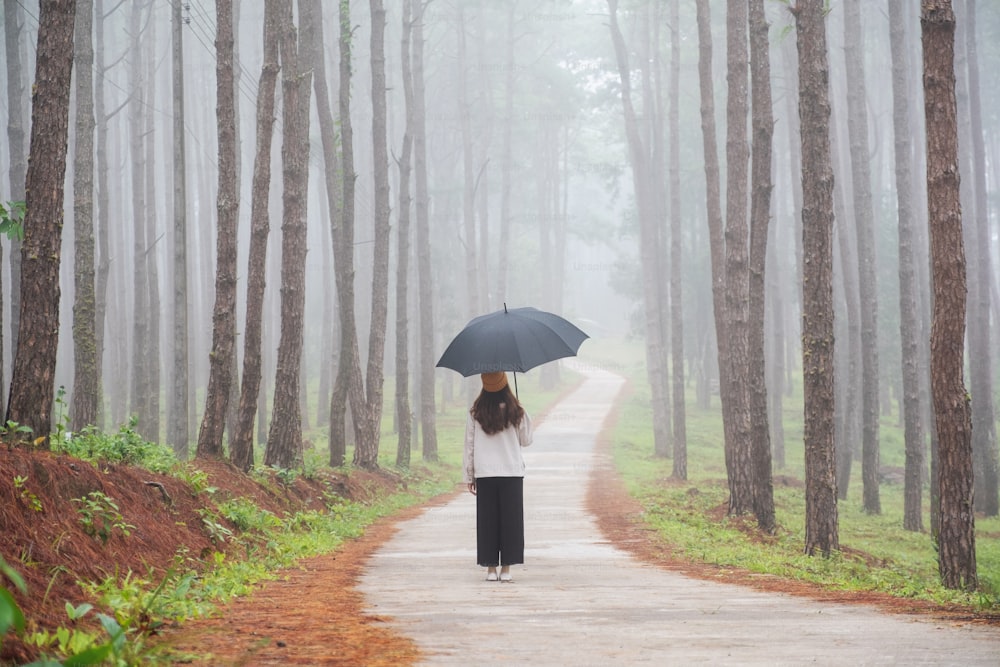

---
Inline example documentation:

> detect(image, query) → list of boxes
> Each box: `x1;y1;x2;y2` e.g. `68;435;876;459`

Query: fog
1;0;999;455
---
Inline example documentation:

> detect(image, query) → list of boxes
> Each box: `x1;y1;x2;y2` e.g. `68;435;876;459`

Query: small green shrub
73;491;134;544
55;417;176;473
14;475;43;512
217;498;282;533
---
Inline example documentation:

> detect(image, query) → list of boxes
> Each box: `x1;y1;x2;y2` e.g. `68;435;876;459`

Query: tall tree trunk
748;0;775;534
231;0;279;472
830;116;861;501
128;0;151;439
793;0;839;557
921;0;976;592
456;6;479;319
497;2;514;305
197;0;239;460
94;1;111;430
724;0;753;516
668;0;686;480
844;0;881;515
5;0;76;447
144;14;161;443
413;1;438;462
353;0;392;470
607;0;670;460
71;0;99;431
307;0;345;462
3;0;28;383
395;0;415;469
169;0;190;458
265;0;312;470
330;0;365;468
889;0;925;532
961;0;999;517
695;0;731;467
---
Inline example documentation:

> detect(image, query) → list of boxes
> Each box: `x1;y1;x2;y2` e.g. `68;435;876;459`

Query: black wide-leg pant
475;476;524;567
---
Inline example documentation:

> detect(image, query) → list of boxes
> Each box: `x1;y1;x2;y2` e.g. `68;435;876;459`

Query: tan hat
480;371;508;393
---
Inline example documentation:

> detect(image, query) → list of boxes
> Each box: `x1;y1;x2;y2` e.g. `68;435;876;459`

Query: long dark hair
470;385;525;435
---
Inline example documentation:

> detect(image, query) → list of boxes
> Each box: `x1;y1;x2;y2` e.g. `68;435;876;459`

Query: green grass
594;337;1000;612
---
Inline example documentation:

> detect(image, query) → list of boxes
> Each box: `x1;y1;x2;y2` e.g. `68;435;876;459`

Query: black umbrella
436;306;589;391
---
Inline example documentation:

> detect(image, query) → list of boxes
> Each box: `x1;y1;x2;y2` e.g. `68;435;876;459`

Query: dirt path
165;367;999;665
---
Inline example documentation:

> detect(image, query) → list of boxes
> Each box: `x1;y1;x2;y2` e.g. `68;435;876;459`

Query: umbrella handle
513;371;518;398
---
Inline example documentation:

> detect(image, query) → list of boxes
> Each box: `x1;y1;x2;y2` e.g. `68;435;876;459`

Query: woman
463;371;533;582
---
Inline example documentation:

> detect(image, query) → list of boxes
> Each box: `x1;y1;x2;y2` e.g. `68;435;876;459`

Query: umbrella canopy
436;306;589;377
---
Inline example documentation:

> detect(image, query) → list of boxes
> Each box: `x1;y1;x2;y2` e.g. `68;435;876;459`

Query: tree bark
265;0;312;470
694;0;731;470
724;0;753;516
960;0;999;517
144;26;161;444
456;6;479;319
169;0;190;458
844;0;882;516
128;0;152;440
921;0;976;591
353;0;392;470
71;0;99;431
413;0;438;462
607;0;670;460
3;0;28;384
793;0;839;557
329;0;365;468
6;0;77;447
668;0;686;480
197;0;239;460
888;0;925;532
748;0;775;533
395;0;415;469
229;0;277;471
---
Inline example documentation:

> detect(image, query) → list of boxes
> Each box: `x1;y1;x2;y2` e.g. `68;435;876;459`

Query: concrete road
359;367;1000;666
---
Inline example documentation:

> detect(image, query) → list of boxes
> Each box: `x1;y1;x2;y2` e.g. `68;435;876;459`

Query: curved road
359;366;1000;665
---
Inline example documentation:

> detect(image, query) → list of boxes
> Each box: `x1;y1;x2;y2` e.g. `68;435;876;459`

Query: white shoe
499;571;513;583
486;570;498;582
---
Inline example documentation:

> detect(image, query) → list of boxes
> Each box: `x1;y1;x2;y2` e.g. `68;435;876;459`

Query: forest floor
3;412;999;665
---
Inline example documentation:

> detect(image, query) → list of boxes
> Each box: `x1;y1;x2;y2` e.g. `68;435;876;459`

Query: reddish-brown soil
3;389;998;665
0;447;422;665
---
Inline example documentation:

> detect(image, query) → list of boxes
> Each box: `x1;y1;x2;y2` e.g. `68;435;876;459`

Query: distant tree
265;0;313;470
128;0;154;440
353;0;392;470
413;0;439;462
668;0;687;480
72;0;99;431
93;0;114;432
888;0;925;532
3;0;28;386
607;0;671;460
960;0;999;517
197;0;239;460
921;0;976;591
5;0;77;447
724;0;753;516
395;0;415;469
329;0;365;468
456;5;480;319
169;0;191;458
143;21;161;444
748;0;775;533
844;0;882;516
694;0;731;469
792;0;838;557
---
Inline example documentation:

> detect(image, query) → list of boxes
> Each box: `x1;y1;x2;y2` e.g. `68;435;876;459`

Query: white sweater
463;412;533;483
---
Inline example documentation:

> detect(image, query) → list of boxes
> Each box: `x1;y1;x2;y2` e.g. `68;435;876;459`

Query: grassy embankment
583;336;999;611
